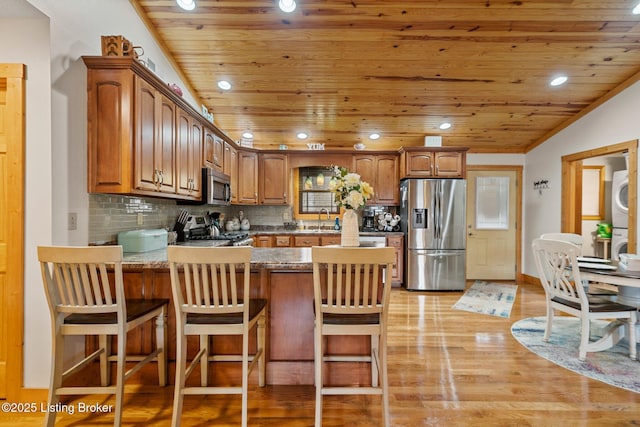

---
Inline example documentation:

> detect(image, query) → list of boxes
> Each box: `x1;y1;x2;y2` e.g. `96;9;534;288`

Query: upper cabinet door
375;155;399;205
354;154;399;205
260;153;289;204
434;151;465;177
404;151;435;177
237;151;258;204
134;78;176;193
176;107;202;199
204;127;224;173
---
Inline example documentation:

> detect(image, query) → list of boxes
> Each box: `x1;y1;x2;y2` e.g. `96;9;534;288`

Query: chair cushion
551;296;637;313
322;312;380;325
64;298;169;324
187;298;267;325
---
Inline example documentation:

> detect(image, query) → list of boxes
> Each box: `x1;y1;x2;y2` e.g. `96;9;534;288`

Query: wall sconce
533;179;550;195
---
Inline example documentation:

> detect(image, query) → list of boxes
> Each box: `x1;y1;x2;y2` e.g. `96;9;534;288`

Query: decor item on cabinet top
329;165;374;246
168;83;183;97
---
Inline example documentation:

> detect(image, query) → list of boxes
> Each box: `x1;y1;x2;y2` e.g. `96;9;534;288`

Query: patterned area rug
452;281;517;318
511;317;640;393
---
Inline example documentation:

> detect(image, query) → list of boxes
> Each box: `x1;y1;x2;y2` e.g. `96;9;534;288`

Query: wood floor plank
2;282;639;426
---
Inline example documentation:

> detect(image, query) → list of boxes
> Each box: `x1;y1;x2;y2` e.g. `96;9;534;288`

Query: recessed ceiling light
278;0;297;13
296;132;308;140
633;3;640;14
217;80;232;91
439;122;452;130
242;131;254;139
176;0;196;11
550;75;568;87
369;133;381;140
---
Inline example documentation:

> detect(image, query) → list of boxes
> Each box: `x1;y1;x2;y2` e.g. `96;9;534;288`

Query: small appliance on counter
361;206;377;231
118;229;168;253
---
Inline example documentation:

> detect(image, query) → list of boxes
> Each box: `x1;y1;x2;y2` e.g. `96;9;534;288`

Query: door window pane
475;176;509;230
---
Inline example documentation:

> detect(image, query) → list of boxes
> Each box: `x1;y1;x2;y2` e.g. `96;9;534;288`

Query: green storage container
117;229;168;253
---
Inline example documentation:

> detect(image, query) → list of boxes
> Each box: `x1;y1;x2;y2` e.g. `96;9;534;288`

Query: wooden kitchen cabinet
354;154;399;205
176;107;202;198
260;153;289;205
386;235;404;287
294;235;321;247
254;235;273;247
224;142;238;203
237;150;259;204
274;235;292;247
400;147;467;179
320;235;341;246
134;77;177;194
84;56;219;201
204;127;224;173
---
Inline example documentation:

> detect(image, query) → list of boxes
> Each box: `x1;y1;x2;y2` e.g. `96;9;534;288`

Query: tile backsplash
88;194;220;244
88;194;293;244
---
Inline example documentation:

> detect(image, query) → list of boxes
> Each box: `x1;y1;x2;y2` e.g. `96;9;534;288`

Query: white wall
0;1;53;388
524;81;640;275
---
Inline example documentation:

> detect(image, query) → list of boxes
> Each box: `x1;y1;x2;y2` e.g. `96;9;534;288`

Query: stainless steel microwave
205;168;231;206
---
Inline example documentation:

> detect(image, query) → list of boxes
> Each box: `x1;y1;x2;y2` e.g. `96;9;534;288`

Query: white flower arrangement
328;165;374;210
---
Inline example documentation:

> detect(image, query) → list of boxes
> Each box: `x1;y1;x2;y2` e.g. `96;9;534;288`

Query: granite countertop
122;246;314;270
121;242;387;270
246;228;403;236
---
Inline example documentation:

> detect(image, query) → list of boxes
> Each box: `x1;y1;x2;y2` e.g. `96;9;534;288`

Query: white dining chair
532;238;637;361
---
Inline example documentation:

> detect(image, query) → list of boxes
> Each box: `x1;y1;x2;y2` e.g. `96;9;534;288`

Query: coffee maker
362;206;377;231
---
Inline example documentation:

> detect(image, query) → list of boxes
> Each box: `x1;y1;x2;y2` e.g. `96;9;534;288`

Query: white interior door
466;170;517;280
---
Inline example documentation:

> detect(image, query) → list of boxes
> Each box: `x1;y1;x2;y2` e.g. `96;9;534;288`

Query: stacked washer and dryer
611;169;629;260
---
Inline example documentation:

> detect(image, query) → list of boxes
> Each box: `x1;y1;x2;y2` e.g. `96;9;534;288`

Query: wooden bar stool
312;246;395;427
167;246;266;427
38;245;168;427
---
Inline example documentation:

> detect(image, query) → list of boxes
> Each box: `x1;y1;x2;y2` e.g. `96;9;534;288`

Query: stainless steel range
188;231;254;246
182;214;254;246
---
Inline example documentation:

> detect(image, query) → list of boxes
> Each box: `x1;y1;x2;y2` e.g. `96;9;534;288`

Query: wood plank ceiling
130;0;640;152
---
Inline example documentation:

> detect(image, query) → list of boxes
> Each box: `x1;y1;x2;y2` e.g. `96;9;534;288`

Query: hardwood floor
2;282;639;426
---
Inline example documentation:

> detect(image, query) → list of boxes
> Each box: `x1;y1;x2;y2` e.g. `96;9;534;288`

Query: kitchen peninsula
111;245;382;386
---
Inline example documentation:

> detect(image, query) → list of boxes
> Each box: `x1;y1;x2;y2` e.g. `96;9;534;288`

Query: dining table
578;259;640;305
578;259;640;351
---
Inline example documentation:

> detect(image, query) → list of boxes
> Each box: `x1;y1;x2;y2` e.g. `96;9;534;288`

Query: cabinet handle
154;169;162;191
159;170;164;186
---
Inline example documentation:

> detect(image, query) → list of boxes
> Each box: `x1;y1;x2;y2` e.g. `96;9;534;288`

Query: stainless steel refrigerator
400;179;467;290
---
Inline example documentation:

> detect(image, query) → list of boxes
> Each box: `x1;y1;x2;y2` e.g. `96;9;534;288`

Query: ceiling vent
424;136;442;147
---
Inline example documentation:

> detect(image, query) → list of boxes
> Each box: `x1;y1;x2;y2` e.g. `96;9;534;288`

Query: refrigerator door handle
435;181;441;240
401;185;408;209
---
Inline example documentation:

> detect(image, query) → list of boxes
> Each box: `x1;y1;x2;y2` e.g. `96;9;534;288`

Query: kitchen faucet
318;208;330;231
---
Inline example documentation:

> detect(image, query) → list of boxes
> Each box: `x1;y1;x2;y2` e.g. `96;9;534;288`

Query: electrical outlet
137;213;144;225
283;210;291;221
68;212;77;230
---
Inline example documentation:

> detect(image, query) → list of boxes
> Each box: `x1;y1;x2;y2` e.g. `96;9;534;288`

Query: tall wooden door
466;169;519;280
0;64;25;399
